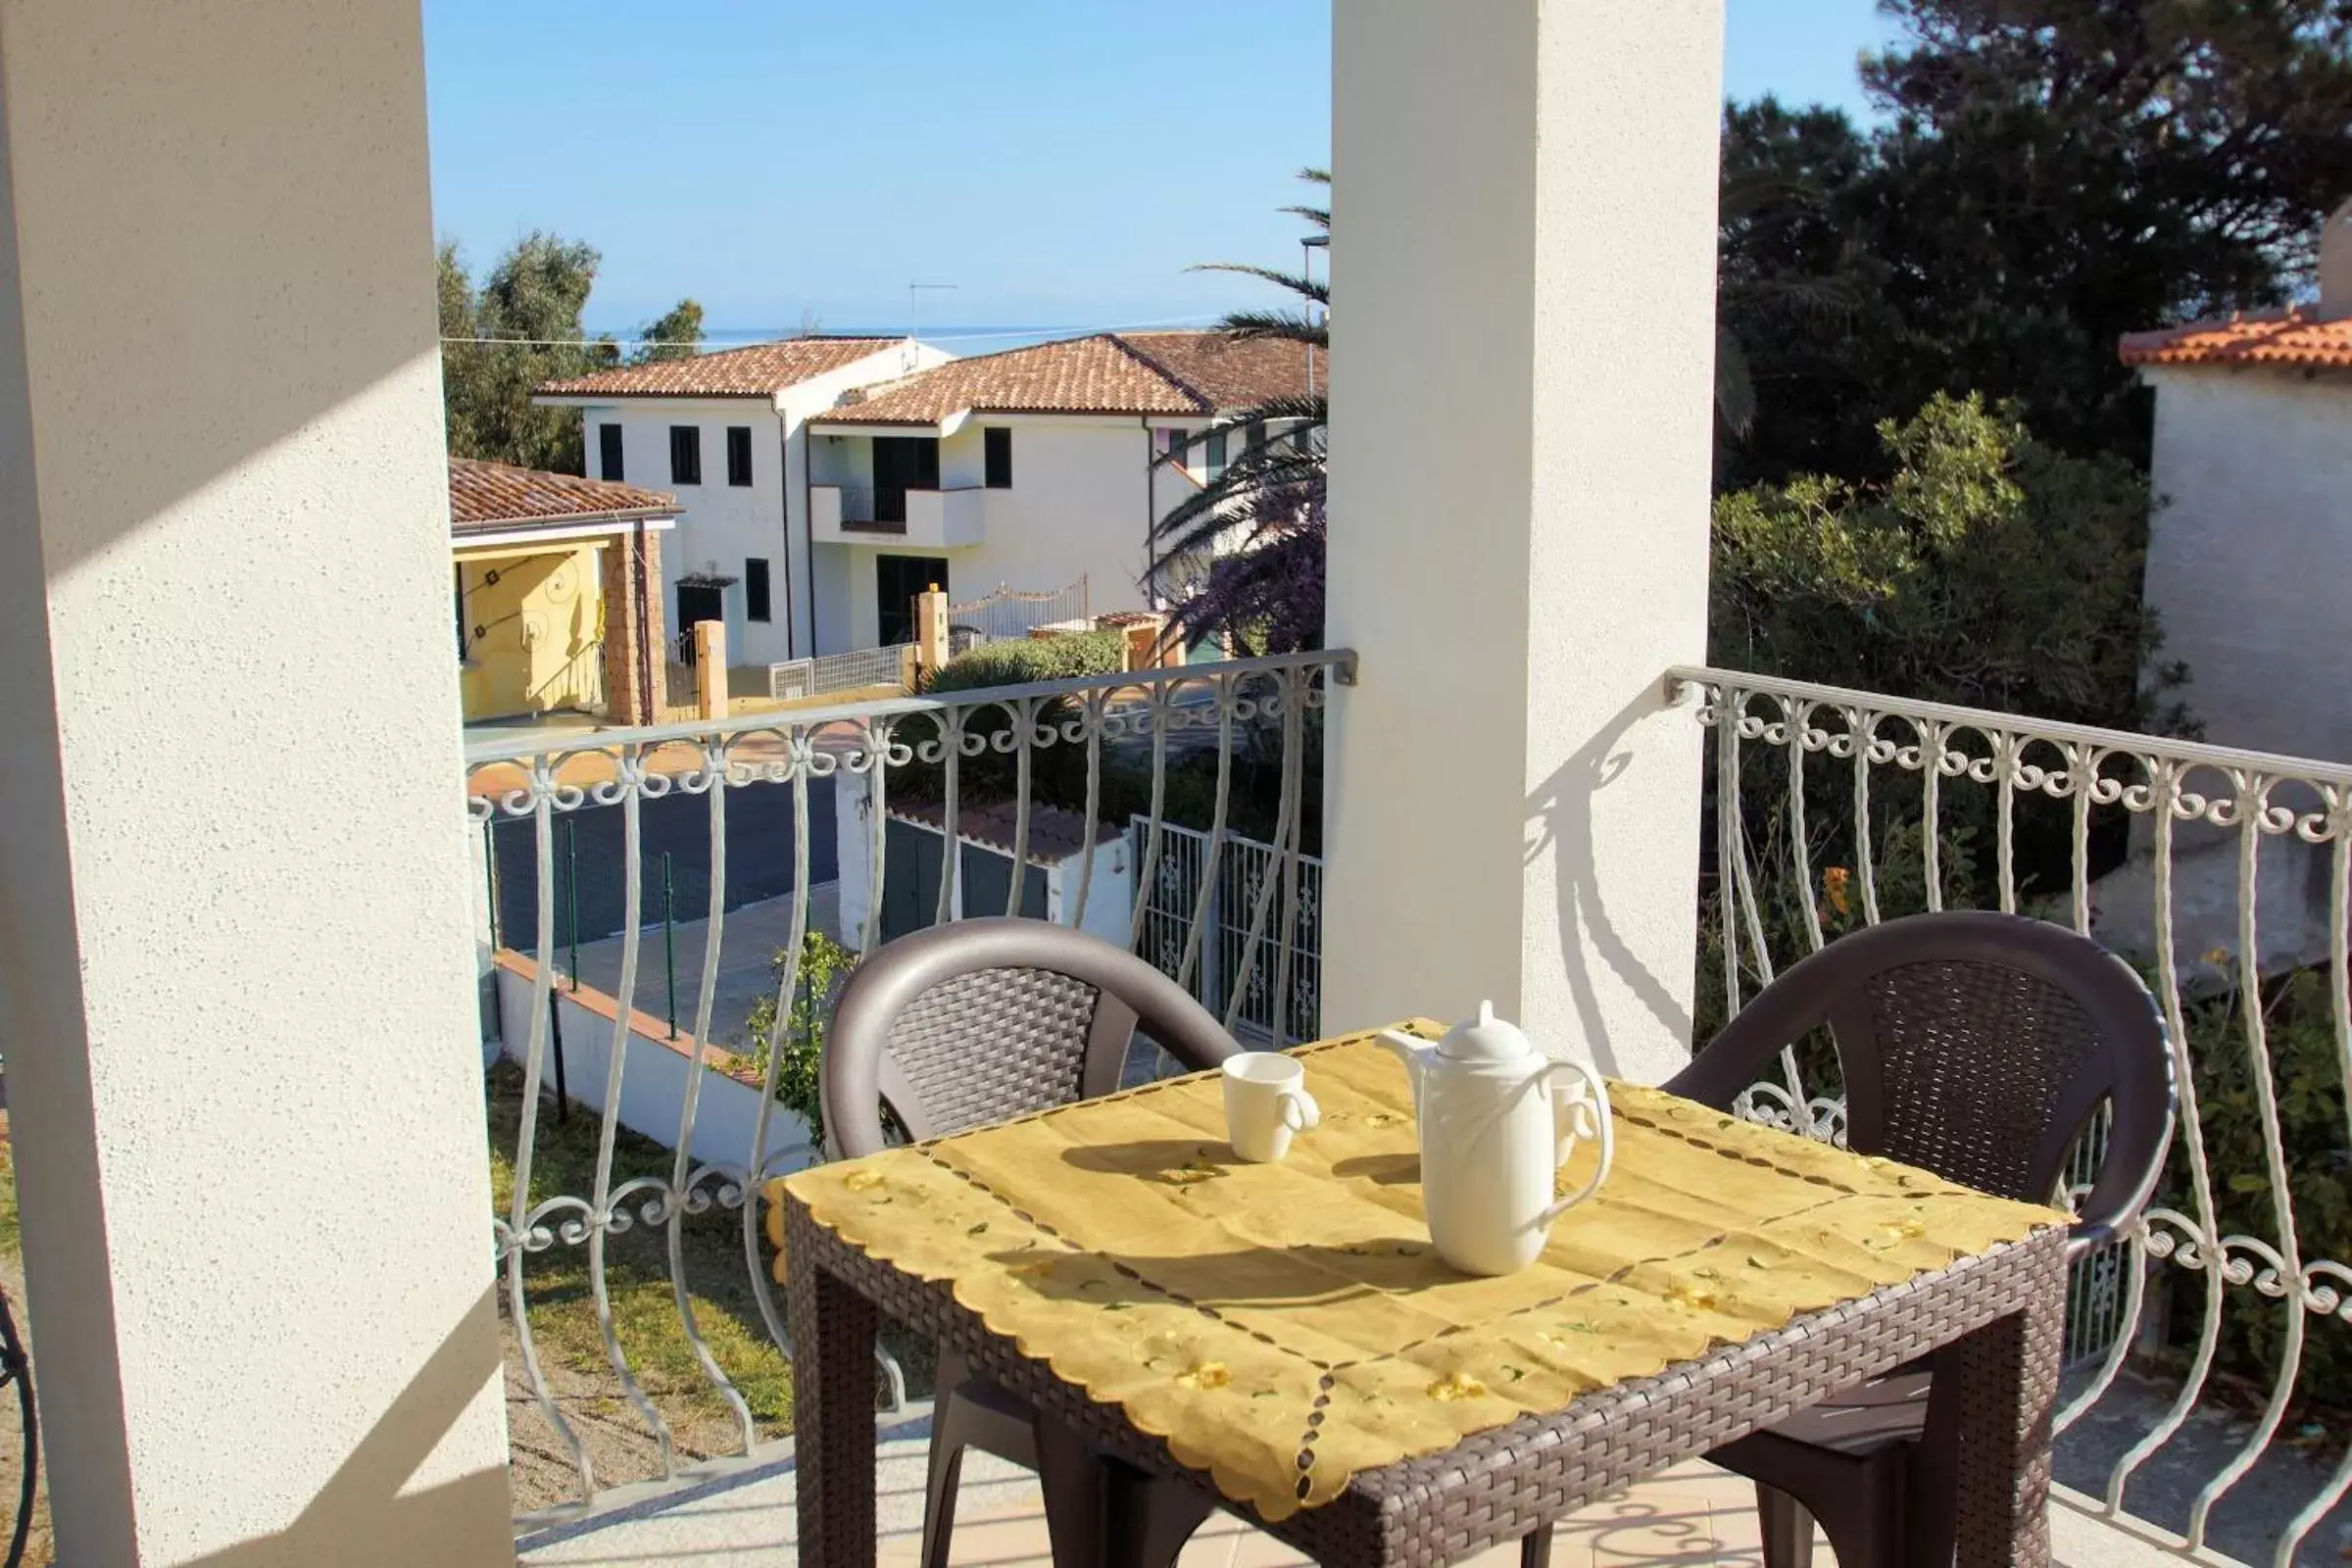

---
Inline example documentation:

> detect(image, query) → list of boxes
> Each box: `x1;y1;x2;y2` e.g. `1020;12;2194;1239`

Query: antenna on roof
907;281;957;371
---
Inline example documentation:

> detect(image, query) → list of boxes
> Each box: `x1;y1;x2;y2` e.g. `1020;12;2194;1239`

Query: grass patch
0;1118;18;1263
485;1063;794;1436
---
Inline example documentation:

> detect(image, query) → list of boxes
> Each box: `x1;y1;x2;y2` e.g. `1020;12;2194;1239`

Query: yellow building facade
448;458;676;726
455;541;607;719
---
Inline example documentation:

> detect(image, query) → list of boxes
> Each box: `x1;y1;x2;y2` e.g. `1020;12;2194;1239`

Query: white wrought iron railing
1675;663;2352;1568
465;650;1347;1518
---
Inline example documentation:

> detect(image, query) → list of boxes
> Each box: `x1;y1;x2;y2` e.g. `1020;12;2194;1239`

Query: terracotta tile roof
534;336;905;398
814;335;1200;425
808;330;1317;427
2119;308;2352;372
1117;329;1319;409
449;458;678;534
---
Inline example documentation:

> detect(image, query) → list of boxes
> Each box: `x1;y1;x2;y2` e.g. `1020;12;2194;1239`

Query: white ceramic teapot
1378;1003;1614;1276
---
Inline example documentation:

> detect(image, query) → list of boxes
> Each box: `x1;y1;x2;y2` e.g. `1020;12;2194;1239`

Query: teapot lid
1440;1001;1534;1062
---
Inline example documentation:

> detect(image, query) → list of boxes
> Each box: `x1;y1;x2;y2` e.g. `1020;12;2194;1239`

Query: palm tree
1151;165;1802;651
1150;171;1330;654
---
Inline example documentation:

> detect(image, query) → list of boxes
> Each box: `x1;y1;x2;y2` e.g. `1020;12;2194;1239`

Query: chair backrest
821;916;1242;1158
1666;910;2175;1253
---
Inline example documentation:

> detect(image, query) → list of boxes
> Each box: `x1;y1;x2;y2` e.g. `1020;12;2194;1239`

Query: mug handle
1537;1060;1613;1223
1279;1086;1322;1133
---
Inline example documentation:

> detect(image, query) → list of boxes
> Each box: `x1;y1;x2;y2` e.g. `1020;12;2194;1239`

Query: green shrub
2160;969;2352;1406
744;930;857;1150
927;629;1127;694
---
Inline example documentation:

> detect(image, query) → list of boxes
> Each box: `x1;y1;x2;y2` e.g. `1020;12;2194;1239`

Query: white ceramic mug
1221;1053;1322;1162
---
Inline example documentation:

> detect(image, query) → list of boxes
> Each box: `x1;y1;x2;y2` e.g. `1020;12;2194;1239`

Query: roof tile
1116;329;1319;409
449;458;678;532
2119;309;2352;372
535;336;904;398
810;330;1318;427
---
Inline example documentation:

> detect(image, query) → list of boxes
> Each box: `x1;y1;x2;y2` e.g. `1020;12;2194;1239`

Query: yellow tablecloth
769;1024;2064;1521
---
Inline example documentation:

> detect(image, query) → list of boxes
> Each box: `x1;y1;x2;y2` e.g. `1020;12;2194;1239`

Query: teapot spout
1376;1027;1439;1092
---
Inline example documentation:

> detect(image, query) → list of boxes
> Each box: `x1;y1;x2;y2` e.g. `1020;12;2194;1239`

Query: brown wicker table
783;1096;2069;1567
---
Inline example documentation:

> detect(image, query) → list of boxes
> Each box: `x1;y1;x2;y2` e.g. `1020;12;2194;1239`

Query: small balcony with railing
810;481;987;549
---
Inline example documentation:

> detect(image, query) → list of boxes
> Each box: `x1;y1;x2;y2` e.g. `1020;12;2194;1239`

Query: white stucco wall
830;766;1133;948
1321;0;1719;1085
583;396;790;664
2140;368;2352;762
816;416;1158;652
0;0;512;1559
777;343;951;656
492;964;811;1175
564;342;949;664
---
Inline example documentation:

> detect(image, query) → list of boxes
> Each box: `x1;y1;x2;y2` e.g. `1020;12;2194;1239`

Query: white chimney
2323;197;2352;316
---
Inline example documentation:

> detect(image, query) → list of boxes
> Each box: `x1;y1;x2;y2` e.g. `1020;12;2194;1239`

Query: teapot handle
1536;1059;1614;1223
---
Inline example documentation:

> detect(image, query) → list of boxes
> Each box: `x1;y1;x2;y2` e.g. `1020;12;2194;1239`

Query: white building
2124;199;2352;764
803;329;1314;652
2092;201;2352;977
533;336;951;666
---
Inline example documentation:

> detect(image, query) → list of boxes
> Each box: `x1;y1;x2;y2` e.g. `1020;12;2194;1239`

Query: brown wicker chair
820;916;1242;1568
1644;910;2174;1568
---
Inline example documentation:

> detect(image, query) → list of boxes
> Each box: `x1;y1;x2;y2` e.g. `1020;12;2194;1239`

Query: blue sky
423;1;1894;338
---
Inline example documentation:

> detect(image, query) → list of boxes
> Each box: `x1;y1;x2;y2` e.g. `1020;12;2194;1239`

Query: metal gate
1130;818;1322;1044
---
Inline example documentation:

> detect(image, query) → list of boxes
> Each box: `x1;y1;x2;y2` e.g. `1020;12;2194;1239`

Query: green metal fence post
564;816;579;992
662;850;678;1038
482;820;499;951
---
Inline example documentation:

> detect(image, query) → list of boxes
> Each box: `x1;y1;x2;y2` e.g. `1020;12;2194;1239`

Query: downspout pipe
1140;415;1157;610
775;402;799;660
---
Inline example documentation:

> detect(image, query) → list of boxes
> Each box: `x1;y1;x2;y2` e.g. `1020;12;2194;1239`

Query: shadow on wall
177;1290;510;1568
1523;682;1696;1078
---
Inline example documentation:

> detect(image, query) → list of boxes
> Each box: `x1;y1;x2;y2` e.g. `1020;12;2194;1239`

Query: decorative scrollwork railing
466;650;1349;1519
1675;664;2352;1568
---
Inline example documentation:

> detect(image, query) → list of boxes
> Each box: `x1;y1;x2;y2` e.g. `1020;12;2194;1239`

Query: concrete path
564;883;842;1053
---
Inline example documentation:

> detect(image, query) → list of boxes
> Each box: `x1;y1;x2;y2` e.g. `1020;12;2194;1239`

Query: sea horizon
584;319;1225;356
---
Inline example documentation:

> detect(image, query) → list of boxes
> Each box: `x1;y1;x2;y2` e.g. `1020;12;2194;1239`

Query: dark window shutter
1247;421;1267;455
726;425;753;486
1205;429;1228;479
599;423;624;481
669;425;701;485
983;426;1012;488
745;558;771;621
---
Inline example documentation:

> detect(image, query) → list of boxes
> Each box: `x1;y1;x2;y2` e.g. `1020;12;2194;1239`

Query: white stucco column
1323;0;1722;1082
0;3;511;1563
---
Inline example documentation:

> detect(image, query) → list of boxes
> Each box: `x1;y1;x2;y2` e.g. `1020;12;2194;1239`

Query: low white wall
1050;829;1134;949
492;955;811;1177
832;764;1134;950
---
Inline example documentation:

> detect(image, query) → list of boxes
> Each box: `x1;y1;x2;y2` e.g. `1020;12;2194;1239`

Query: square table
774;1024;2070;1567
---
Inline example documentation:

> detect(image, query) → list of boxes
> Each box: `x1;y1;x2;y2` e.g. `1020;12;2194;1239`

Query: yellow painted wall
455;543;607;721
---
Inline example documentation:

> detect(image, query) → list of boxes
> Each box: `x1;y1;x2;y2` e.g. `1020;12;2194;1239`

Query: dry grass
483;1061;800;1509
